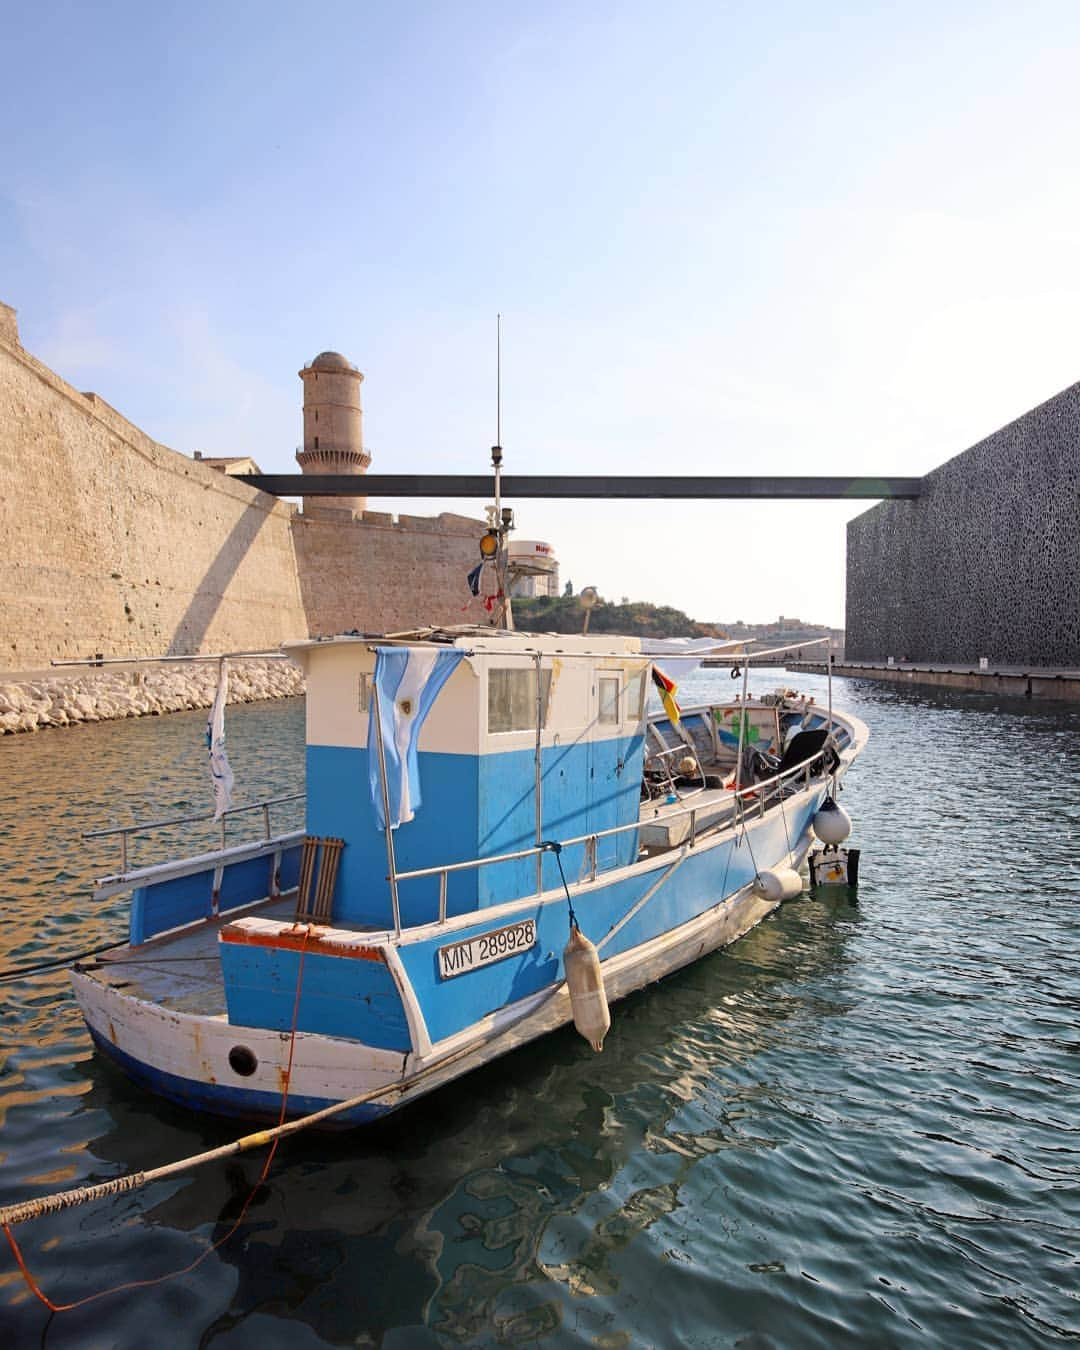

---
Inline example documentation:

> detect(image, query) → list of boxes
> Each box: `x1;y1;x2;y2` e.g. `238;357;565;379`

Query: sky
3;1;1079;628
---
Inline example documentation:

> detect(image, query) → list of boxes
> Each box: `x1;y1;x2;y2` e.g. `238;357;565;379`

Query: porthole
228;1045;258;1077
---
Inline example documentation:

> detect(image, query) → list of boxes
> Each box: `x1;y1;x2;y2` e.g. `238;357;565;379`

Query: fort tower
296;350;370;515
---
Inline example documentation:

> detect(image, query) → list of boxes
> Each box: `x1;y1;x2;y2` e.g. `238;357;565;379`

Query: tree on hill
512;593;718;639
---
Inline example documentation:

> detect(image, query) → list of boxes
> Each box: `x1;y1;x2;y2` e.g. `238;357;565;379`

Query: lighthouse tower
296;350;371;516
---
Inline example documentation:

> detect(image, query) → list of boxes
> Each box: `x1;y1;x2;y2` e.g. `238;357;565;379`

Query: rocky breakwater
0;659;305;734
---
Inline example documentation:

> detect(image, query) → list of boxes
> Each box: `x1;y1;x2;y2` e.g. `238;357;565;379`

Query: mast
489;313;514;630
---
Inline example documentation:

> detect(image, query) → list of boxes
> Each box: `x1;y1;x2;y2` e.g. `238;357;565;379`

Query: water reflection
118;893;855;1345
2;676;1079;1346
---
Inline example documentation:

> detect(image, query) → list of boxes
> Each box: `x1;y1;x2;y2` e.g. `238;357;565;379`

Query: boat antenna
487;313;513;630
492;312;502;519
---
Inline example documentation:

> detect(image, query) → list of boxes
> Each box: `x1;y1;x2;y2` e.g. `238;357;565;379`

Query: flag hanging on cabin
369;647;465;829
651;665;681;726
207;659;235;821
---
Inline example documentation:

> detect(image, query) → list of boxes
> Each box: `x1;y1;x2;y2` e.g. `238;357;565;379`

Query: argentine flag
207;659;234;821
368;647;464;829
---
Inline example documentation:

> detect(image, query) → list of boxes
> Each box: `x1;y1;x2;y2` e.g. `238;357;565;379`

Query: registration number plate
437;919;537;980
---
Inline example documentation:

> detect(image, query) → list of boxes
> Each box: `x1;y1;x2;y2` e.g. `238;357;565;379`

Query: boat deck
86;898;312;1017
638;785;738;848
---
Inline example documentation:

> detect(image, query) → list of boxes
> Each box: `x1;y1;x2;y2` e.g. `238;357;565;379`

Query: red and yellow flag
651;666;681;726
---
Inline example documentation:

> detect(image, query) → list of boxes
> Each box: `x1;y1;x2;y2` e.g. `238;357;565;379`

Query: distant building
191;452;263;476
507;540;560;598
509;572;561;599
846;384;1079;667
711;616;844;655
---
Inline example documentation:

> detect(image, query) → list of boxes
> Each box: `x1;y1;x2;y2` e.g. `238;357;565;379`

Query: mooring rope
542;840;578;930
1;925;313;1312
736;802;761;878
0;939;127;983
0;930;567;1239
778;784;793;858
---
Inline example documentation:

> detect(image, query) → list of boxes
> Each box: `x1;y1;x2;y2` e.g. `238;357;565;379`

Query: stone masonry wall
846;383;1080;666
293;508;486;635
0;305;490;677
0;314;309;670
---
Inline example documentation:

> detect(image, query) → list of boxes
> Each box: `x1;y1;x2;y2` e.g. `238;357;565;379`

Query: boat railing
85;792;306;875
392;742;837;924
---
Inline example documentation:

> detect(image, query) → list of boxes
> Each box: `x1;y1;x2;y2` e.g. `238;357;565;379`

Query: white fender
753;867;804;902
563;925;610;1052
812;797;852;845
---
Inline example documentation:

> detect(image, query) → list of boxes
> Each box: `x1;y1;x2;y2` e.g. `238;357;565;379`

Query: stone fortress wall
845;381;1080;667
0;302;484;677
295;508;486;636
0;303;308;670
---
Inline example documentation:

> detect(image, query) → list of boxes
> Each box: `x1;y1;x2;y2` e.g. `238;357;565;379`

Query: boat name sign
438;919;538;979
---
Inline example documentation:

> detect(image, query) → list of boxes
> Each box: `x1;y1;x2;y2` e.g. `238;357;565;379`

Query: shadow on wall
166;502;272;655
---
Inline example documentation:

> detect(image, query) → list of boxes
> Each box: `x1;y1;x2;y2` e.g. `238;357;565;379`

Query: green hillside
512;594;715;639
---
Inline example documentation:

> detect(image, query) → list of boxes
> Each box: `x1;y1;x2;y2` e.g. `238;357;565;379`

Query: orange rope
4;925;313;1314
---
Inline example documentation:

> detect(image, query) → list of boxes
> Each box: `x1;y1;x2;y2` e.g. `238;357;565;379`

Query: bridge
237;473;923;500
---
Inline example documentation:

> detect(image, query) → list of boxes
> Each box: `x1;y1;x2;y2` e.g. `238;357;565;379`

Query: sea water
0;671;1076;1347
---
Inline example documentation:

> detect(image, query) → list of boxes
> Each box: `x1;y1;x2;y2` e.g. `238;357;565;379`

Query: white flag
207;659;234;821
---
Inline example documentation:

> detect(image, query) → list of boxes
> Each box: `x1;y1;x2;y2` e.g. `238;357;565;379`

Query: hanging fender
563;925;610;1052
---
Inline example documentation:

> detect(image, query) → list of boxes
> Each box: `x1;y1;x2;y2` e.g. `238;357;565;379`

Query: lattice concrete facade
846;383;1080;666
0;305;484;671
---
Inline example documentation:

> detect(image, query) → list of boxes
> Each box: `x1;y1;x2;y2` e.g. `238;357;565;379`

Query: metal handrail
392;738;836;886
84;792;306;875
83;793;305;839
645;743;691;762
51;651;291;668
702;635;831;664
351;635;829;663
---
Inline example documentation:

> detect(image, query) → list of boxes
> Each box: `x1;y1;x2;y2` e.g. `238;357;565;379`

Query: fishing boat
70;627;867;1127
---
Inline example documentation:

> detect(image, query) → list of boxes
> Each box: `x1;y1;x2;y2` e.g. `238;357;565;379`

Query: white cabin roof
282;629;647;659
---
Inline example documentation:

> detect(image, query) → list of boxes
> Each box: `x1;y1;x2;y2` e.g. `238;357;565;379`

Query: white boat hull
72;834;810;1127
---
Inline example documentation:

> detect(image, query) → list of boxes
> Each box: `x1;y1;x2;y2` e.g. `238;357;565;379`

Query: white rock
0;685;31;712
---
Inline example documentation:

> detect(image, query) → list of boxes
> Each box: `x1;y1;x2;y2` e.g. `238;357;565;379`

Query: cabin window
599;676;619;724
625;670;645;721
358;673;370;712
488;668;552;733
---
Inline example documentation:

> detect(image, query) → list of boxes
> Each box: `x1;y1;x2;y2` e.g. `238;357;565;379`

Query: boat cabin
287;632;652;929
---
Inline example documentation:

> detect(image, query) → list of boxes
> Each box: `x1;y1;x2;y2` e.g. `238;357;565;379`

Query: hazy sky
3;2;1079;627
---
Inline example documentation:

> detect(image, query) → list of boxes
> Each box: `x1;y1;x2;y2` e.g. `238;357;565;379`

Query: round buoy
753;867;804;902
563;925;610;1052
813;797;852;844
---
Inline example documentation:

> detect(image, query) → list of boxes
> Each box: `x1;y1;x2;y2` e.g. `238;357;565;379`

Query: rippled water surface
0;674;1077;1347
